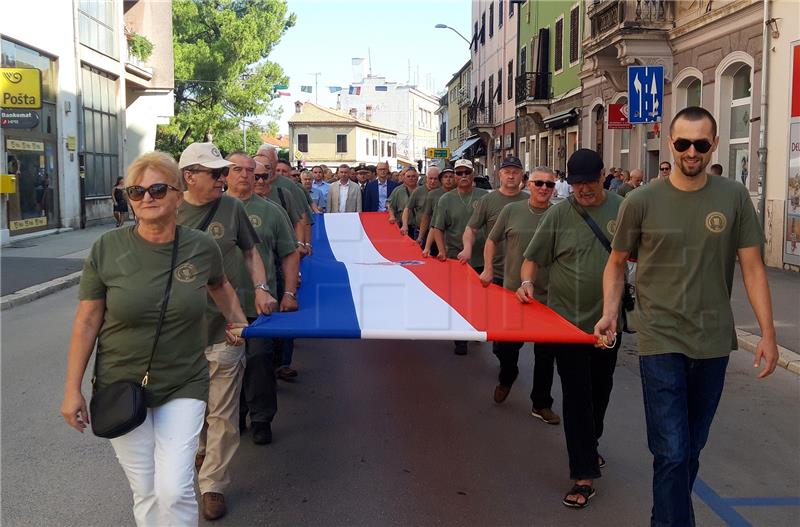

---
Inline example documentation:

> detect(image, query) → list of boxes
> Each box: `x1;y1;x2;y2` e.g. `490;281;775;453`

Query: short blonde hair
125;151;183;190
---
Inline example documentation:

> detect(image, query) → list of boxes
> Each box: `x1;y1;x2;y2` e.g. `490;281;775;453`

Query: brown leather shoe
493;384;511;403
194;453;205;472
202;492;227;521
531;406;561;425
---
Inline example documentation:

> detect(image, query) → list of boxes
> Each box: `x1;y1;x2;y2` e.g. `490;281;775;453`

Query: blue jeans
639;353;729;527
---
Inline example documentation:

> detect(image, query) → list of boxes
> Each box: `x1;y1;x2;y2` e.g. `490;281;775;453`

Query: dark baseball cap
499;156;523;170
566;148;604;184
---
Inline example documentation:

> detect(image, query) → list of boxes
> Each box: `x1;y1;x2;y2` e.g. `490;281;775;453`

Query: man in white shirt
554;171;571;200
310;166;329;212
327;164;363;213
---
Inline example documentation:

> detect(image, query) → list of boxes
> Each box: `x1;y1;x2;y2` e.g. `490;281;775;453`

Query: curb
0;271;82;311
736;329;800;375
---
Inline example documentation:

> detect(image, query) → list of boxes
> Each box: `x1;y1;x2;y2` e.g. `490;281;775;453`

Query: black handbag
90;228;180;439
568;196;636;334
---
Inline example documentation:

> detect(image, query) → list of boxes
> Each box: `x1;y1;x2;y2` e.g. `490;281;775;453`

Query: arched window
672;68;704;112
686;78;702;107
717;61;752;185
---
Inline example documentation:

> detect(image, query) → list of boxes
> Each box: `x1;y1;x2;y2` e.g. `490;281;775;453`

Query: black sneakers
251;422;272;445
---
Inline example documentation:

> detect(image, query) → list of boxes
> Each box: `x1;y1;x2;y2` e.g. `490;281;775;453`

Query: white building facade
0;0;173;242
337;72;439;170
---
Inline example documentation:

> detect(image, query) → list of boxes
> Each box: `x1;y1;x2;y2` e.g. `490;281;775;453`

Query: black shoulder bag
90;227;180;439
568;196;636;334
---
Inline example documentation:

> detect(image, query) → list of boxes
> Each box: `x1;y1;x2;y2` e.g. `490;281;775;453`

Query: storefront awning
543;108;579;130
450;136;481;160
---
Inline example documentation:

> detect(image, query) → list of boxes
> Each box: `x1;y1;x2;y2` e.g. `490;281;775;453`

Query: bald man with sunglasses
595;106;778;526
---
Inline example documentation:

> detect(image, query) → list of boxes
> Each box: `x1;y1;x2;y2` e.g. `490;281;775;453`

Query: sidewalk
1;224;797;356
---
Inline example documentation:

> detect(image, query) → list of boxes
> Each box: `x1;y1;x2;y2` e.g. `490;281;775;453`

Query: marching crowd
60;106;779;527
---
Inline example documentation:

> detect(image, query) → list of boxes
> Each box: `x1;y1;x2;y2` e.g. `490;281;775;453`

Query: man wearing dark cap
518;148;623;509
363;161;399;212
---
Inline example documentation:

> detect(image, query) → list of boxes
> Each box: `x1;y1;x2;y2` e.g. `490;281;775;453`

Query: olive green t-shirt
276;176;315;225
617;183;635;197
469;191;528;277
488;200;550;301
388;185;415;223
264;182;302;227
612;176;763;359
79;225;224;407
431;188;489;267
177;194;258;345
423;187;446;218
524;193;624;333
404;186;429;229
235;194;297;316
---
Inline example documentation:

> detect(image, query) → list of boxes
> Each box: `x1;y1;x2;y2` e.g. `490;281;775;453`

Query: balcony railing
515;72;552;104
587;0;671;39
467;103;493;129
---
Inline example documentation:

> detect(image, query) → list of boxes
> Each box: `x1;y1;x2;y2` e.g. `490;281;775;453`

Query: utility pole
308;72;321;104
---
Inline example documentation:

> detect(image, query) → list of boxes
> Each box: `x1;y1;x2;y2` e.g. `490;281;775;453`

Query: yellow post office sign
1;68;42;109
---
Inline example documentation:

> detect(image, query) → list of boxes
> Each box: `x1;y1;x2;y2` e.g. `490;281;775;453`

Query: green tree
156;0;295;157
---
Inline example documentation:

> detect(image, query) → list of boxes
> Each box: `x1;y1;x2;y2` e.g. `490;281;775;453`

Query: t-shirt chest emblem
704;212;727;234
606;219;618;235
208;221;225;239
248;214;262;228
175;262;199;283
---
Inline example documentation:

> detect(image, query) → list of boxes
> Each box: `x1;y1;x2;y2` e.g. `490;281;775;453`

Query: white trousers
110;397;206;527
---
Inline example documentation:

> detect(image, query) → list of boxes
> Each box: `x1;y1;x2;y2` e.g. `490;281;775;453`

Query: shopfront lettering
3;92;38;106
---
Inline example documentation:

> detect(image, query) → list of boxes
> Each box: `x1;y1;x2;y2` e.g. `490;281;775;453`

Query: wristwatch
254;283;270;293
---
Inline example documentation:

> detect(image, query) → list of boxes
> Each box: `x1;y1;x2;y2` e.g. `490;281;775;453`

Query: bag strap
142;227;180;386
277;188;288;211
568;196;611;253
197;198;221;232
92;227;180;389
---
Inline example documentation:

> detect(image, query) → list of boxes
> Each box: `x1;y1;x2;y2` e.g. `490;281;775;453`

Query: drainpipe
756;0;770;231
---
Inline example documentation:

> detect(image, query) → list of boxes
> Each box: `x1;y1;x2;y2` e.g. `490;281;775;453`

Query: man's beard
679;157;706;177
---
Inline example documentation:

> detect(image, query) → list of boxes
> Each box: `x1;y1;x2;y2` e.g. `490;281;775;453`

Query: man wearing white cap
177;142;277;521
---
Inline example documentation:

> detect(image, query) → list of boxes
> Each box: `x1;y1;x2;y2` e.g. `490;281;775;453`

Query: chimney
294;101;303;113
365;105;373;121
349;108;357;118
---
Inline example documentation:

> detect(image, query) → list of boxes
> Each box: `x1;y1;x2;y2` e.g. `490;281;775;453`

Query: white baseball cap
454;159;474;172
178;142;234;169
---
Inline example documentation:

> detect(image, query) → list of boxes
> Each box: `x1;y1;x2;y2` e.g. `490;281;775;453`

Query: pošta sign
0;68;42;109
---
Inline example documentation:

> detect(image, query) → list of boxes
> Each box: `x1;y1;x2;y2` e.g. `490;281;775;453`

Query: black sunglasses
126;183;180;201
454;170;472;176
532;180;556;188
254;174;269;181
191;167;226;180
672;139;712;154
659;166;671;171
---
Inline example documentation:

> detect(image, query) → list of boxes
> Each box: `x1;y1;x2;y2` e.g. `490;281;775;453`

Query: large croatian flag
242;213;595;344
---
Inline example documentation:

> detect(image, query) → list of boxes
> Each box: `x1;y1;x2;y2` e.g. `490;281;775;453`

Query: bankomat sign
0;68;42;109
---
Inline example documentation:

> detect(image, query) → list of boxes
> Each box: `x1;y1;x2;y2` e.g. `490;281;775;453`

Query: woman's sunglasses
532;180;556;188
125;183;180;201
672;138;712;154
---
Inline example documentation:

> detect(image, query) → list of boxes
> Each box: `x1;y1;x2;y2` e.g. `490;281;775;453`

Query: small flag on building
329;86;343;93
375;85;388;92
349;86;361;95
301;85;313;93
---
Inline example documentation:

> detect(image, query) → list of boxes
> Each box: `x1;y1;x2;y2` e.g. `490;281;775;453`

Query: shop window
298;134;308;153
81;65;119;198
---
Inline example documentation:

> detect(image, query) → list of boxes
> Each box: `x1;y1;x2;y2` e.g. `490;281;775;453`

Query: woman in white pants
61;152;248;526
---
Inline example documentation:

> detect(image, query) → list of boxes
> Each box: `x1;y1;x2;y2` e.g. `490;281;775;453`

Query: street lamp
434;24;471;46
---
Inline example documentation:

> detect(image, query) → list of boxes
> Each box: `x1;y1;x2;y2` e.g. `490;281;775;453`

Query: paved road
2;287;799;526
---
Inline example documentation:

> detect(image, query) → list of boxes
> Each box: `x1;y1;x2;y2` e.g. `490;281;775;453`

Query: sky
265;0;471;134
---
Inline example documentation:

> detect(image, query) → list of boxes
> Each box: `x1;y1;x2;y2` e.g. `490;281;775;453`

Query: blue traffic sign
627;66;664;124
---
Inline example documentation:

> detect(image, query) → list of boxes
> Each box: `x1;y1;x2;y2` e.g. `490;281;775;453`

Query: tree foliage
156;0;295;157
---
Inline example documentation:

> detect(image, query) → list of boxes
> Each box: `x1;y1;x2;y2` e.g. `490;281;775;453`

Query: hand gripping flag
242;213;596;344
